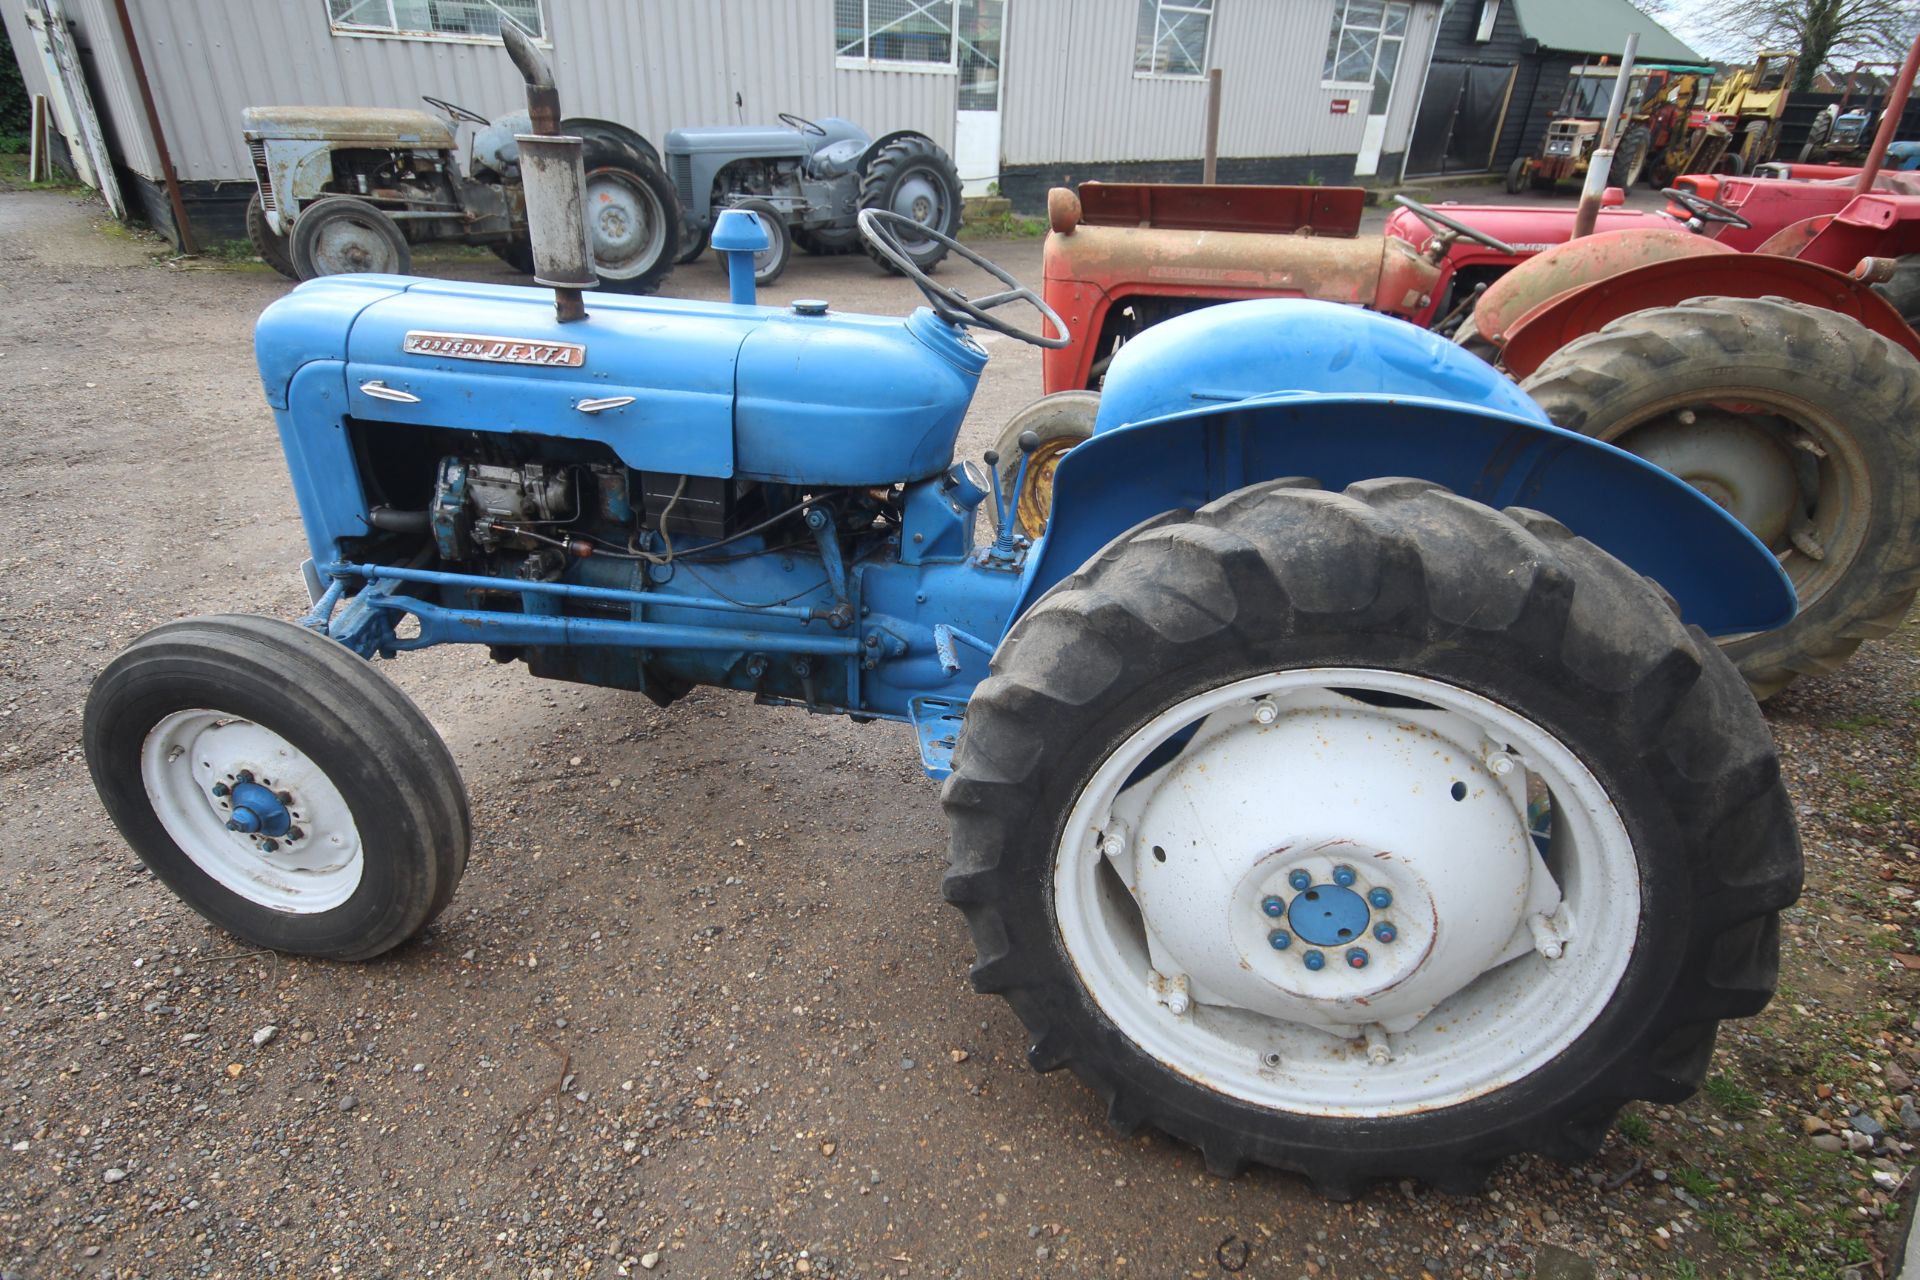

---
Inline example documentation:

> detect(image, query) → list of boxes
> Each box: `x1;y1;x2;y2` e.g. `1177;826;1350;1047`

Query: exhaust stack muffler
501;20;594;322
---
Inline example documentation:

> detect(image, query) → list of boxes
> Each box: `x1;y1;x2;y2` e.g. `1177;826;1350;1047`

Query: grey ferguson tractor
662;114;963;286
241;36;679;293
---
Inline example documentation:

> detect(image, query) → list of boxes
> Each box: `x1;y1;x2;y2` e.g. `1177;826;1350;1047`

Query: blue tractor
83;29;1803;1195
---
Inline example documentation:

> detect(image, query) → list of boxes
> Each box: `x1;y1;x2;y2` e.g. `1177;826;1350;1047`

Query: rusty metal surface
1474;229;1732;347
1071;182;1367;238
1040;223;1440;393
1499;253;1920;378
238;106;455;149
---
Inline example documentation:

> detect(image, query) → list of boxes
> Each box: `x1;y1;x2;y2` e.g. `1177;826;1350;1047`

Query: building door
1408;61;1517;175
1328;1;1411;177
955;0;1004;196
23;0;123;216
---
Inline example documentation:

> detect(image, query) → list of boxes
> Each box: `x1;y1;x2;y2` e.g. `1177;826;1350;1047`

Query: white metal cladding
0;0;960;184
1002;0;1439;166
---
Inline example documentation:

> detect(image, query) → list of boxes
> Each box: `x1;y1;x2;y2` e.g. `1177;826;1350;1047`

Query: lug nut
1331;865;1356;887
211;782;229;798
1373;922;1397;944
1267;929;1291;950
225;819;243;832
276;791;293;805
262;838;280;853
1253;701;1278;725
237;770;254;784
287;827;305;842
1260;895;1285;918
1302;950;1325;971
1288;869;1312;891
1368;887;1393;909
1346;947;1369;969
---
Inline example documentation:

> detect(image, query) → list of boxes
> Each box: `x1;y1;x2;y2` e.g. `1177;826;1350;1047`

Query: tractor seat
241;106;456;151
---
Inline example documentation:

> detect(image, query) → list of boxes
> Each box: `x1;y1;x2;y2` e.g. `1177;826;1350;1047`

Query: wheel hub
1100;683;1563;1035
141;710;363;913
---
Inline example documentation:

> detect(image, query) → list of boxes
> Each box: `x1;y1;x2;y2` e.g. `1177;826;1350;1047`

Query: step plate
909;695;967;781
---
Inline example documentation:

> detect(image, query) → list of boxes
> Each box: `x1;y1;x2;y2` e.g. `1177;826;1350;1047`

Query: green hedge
0;20;30;138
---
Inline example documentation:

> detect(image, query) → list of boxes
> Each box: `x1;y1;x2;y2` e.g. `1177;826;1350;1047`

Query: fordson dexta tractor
82;30;1802;1196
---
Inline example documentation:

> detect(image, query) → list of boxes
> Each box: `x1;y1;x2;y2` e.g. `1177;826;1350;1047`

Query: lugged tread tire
1522;296;1920;698
246;193;298;280
793;225;860;256
858;136;962;275
941;478;1799;1194
85;616;470;961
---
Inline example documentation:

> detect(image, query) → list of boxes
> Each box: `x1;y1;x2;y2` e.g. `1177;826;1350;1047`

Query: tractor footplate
909;695;968;780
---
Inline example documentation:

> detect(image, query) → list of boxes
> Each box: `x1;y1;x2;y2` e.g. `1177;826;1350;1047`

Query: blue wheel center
1287;883;1371;947
226;780;292;838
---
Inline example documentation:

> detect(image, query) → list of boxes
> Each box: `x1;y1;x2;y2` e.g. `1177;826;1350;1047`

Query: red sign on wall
1330;99;1352;114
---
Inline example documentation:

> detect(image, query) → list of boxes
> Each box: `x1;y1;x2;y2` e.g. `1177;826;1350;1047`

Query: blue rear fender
1013;301;1794;638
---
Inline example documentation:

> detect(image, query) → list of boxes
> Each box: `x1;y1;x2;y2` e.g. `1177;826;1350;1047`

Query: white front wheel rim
140;710;365;914
1053;668;1640;1118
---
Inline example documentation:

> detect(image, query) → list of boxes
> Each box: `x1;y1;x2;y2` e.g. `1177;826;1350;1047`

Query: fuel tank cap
791;299;830;316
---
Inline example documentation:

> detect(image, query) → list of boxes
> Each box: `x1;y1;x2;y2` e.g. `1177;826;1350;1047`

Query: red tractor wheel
1523;297;1920;698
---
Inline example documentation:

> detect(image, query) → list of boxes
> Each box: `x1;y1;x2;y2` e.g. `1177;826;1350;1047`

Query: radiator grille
249;140;275;212
668;153;694;211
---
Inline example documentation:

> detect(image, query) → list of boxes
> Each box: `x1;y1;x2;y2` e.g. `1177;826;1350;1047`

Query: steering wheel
778;112;828;137
1662;186;1752;230
1393;195;1516;254
423;96;490;126
858;209;1071;349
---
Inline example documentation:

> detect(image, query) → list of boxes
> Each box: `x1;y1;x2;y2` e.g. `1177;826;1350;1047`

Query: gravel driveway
0;186;1913;1280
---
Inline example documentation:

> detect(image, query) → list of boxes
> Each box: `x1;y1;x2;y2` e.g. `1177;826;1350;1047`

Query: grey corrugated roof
1509;0;1703;61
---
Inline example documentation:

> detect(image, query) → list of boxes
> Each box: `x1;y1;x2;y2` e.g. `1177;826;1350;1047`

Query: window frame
1133;0;1215;81
326;0;551;46
835;0;960;74
1321;0;1411;94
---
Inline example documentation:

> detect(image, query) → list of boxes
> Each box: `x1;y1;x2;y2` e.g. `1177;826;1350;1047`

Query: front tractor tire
859;135;963;275
943;479;1798;1194
245;193;298;280
1523;297;1920;698
84;616;470;961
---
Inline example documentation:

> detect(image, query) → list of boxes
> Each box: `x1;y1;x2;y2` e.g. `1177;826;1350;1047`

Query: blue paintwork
225;780;291;837
254;277;1799;779
1289;883;1372;948
1267;930;1292;950
1368;887;1393;909
1260;895;1285;918
1040;298;1795;638
711;207;769;306
1303;950;1326;971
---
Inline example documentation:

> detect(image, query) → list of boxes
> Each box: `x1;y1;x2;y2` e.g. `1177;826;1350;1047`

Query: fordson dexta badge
403;331;586;367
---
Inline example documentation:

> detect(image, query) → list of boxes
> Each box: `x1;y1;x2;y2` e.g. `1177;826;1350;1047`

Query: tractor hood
664;126;813;159
240;105;454;149
256;277;985;487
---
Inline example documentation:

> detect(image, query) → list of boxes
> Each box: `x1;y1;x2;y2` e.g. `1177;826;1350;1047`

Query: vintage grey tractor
241;35;678;292
662;113;963;285
89;27;1804;1195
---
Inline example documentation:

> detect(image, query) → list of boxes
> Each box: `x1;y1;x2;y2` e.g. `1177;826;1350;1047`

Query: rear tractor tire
1616;127;1651;189
943;478;1798;1193
793;224;861;256
1522;297;1920;698
581;142;681;295
84;616;470;961
859;135;963;275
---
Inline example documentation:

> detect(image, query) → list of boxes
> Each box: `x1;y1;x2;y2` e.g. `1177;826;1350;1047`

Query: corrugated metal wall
0;0;959;183
1003;0;1438;165
0;0;1440;185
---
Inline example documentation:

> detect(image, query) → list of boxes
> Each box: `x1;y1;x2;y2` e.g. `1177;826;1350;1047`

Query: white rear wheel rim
1053;668;1640;1117
140;709;365;914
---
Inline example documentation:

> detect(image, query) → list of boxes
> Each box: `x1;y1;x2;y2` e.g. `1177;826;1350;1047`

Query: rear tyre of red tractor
1523;298;1920;698
944;478;1797;1194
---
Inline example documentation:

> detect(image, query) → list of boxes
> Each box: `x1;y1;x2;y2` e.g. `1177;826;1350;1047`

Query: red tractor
1020;175;1920;700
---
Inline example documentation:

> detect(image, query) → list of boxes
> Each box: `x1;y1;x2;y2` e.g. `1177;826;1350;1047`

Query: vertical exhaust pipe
501;20;595;323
